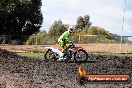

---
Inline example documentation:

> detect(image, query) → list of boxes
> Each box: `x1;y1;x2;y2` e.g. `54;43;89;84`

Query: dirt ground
0;49;132;88
0;43;132;53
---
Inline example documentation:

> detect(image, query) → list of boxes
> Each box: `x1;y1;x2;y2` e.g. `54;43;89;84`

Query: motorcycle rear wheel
44;49;57;61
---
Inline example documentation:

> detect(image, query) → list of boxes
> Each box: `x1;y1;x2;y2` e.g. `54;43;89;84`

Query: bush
25;35;36;45
25;31;56;45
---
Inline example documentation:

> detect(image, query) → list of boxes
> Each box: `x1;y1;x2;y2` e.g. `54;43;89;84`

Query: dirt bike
44;41;88;62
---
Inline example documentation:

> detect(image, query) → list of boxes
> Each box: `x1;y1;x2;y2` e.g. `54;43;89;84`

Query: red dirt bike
44;41;88;62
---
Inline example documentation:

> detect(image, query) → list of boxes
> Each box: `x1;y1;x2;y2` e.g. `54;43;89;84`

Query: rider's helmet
68;26;75;33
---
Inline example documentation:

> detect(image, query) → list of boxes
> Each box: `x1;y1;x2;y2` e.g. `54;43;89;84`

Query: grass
16;51;132;58
114;53;132;57
16;52;44;58
92;52;132;57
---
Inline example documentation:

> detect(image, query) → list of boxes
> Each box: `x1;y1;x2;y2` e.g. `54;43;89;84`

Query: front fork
64;49;72;59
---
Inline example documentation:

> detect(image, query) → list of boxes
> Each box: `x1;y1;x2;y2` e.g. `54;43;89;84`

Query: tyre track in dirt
0;49;132;88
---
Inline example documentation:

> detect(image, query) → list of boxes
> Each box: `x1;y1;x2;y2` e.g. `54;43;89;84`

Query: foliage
26;14;131;45
0;0;43;44
72;26;118;43
26;20;68;45
26;26;119;45
48;20;67;42
25;34;36;45
75;15;92;32
25;31;56;45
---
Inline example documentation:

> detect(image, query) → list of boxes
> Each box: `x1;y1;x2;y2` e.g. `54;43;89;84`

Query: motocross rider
57;26;74;61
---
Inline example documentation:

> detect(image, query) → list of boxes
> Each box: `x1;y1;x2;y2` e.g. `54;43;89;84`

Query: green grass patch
92;52;132;57
114;53;132;57
16;52;44;58
16;51;132;58
88;52;132;57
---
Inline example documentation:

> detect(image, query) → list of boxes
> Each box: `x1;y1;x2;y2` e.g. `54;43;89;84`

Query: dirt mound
0;49;132;88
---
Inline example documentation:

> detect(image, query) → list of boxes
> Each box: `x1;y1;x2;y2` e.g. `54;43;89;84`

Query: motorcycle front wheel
74;49;88;63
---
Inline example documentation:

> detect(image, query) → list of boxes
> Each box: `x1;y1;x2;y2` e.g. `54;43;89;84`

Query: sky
41;0;132;36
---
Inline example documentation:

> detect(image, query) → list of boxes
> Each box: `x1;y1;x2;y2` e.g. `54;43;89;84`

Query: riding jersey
58;31;71;42
58;31;71;53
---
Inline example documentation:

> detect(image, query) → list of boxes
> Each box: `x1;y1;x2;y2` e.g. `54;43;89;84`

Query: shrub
25;31;56;45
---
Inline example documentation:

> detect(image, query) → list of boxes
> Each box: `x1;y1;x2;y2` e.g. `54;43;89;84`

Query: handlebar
68;41;75;48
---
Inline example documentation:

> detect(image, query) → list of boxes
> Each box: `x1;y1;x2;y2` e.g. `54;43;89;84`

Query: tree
0;0;43;44
75;15;92;32
76;16;85;31
48;20;67;42
84;15;91;27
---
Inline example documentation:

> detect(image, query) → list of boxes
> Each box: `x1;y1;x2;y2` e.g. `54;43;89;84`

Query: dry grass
0;43;132;53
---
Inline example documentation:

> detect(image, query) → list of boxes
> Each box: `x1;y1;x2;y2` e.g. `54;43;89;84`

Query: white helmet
68;26;74;33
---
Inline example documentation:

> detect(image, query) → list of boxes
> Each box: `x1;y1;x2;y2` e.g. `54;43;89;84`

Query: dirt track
0;49;132;88
0;44;132;53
